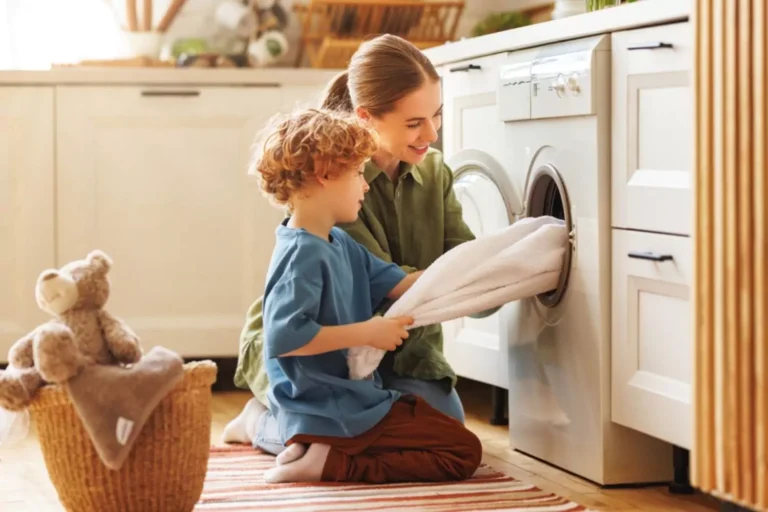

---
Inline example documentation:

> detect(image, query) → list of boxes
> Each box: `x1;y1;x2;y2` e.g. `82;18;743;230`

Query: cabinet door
439;53;512;389
612;22;693;236
611;229;692;449
55;85;318;358
440;53;506;161
0;87;56;361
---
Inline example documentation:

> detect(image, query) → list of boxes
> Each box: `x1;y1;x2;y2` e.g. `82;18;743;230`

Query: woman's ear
355;106;371;122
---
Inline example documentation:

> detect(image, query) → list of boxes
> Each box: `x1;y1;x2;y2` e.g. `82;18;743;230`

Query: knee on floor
455;429;483;480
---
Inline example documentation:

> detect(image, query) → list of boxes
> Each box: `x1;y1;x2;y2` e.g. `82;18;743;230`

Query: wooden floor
0;379;720;512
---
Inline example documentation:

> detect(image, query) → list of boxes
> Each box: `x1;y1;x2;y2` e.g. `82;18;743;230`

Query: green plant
586;0;637;11
470;12;531;38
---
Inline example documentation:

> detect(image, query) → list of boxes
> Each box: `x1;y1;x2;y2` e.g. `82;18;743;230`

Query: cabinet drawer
611;228;693;448
440;53;507;98
440;53;506;161
611;22;693;236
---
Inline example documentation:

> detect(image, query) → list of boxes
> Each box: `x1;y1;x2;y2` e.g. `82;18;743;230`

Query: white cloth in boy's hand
346;216;570;380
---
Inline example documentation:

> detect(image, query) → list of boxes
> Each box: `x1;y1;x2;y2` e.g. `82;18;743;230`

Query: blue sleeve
346;236;407;309
263;276;323;359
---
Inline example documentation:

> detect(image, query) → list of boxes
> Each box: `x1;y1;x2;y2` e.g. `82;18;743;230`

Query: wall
454;0;553;38
169;0;555;66
0;0;554;69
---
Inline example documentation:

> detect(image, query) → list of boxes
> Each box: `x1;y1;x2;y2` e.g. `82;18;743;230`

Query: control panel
497;48;537;122
498;34;610;121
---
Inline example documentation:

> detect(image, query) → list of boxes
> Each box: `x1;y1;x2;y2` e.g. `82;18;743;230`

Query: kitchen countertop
424;0;691;66
0;67;341;86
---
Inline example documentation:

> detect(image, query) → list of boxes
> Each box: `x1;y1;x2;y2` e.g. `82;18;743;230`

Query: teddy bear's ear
38;269;59;282
86;250;113;273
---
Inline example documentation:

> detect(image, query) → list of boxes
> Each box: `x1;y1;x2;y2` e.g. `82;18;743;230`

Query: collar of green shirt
364;159;424;186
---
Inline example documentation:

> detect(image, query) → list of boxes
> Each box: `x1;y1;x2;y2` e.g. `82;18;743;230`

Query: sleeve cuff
373;265;408;301
264;321;323;359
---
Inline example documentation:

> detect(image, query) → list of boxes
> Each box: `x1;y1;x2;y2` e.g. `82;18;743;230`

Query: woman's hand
362;316;414;351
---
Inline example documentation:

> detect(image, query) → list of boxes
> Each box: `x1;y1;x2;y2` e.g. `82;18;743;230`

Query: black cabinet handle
627;42;674;51
449;64;482;72
141;90;200;97
628;251;673;262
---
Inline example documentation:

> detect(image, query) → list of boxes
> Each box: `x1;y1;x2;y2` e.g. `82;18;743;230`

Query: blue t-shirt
262;221;407;443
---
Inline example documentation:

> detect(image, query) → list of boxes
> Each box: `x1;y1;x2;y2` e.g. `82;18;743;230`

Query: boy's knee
453;428;483;480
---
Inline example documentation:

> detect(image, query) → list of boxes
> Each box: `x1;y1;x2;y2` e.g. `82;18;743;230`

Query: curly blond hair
249;108;378;207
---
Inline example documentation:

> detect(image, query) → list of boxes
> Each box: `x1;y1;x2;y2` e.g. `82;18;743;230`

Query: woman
225;34;479;455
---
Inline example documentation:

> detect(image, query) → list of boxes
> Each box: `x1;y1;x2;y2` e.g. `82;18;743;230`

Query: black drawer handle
628;42;674;51
141;90;200;97
449;64;482;73
628;251;674;262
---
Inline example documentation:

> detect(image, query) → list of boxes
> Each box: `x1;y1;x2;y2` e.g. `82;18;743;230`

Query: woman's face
361;79;443;166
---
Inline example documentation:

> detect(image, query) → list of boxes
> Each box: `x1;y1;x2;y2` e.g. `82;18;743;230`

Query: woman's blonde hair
250;109;378;207
321;34;440;116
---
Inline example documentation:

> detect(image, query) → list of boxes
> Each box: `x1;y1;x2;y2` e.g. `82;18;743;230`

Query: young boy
243;108;481;484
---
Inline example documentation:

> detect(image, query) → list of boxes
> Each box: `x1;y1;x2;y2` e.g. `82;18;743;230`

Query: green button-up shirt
234;148;476;406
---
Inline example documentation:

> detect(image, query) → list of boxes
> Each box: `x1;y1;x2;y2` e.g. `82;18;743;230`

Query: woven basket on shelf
28;360;217;512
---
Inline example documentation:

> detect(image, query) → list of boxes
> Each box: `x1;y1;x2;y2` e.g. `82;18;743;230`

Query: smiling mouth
409;145;429;154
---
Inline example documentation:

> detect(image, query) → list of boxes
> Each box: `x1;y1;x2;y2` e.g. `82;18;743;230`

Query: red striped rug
194;446;593;511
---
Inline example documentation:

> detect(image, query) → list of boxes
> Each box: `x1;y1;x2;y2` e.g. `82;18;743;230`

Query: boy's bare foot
276;443;306;465
264;443;331;483
221;398;266;445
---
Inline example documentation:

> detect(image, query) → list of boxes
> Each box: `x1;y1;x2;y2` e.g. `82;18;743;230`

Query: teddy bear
0;250;142;412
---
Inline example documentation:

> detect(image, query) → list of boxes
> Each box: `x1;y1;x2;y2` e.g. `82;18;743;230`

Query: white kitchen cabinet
611;228;692;449
439;53;507;161
54;85;317;358
611;21;693;236
438;53;517;389
0;87;56;360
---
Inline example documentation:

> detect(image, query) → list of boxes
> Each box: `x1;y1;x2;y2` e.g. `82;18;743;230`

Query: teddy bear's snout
36;273;79;315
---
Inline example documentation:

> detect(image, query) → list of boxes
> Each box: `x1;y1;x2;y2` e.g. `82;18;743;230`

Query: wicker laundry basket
28;360;217;512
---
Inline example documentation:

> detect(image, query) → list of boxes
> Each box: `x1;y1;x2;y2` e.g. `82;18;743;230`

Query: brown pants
290;395;483;484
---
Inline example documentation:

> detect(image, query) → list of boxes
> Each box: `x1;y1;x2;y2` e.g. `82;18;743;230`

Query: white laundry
347;216;571;380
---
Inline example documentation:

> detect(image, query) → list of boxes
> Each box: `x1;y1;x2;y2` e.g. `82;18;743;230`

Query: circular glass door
454;171;511;235
448;149;520;236
524;163;572;308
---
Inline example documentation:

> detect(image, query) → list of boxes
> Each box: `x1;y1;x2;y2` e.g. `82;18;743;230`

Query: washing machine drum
522;163;573;308
448;149;521;238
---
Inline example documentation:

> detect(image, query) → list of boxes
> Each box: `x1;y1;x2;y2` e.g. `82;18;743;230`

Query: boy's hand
363;316;414;351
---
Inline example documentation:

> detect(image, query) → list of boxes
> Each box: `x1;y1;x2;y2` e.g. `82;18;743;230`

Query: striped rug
194;446;593;511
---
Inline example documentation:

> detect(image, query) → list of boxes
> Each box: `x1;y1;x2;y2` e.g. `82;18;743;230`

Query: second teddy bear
0;250;142;411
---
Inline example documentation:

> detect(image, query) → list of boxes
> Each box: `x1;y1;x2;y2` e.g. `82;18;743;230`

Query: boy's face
325;165;370;223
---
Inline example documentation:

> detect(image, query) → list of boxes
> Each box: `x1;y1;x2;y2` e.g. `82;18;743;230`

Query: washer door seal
448;148;522;232
524;163;572;308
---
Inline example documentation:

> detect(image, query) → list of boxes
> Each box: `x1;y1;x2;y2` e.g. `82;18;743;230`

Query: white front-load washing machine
498;34;674;485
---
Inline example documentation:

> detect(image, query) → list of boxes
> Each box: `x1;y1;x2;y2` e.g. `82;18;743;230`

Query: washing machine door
443;149;522;389
522;161;573;308
448;149;522;235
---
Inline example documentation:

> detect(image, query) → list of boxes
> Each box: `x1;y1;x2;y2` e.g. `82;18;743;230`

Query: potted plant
586;0;638;11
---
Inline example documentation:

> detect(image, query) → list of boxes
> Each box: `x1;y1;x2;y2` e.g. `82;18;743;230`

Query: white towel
347;216;570;380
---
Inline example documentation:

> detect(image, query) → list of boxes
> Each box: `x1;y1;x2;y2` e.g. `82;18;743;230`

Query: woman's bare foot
276;443;306;465
221;398;266;445
264;443;331;483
